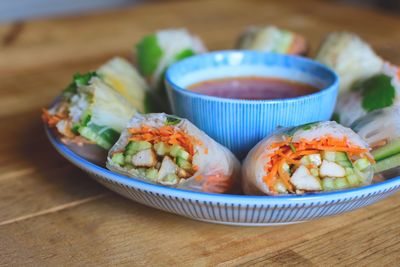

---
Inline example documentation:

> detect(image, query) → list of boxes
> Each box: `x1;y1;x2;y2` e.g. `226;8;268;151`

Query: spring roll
352;106;400;174
42;58;148;163
242;121;374;195
107;113;240;194
316;32;383;94
334;63;400;126
136;28;206;93
97;57;151;113
236;26;308;56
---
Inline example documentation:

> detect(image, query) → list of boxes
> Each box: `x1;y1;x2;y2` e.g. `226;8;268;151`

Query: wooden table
1;0;400;265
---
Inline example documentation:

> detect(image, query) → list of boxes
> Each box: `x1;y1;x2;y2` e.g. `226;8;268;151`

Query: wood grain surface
0;0;399;265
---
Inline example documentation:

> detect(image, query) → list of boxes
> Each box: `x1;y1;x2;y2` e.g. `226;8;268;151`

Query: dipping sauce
188;76;319;100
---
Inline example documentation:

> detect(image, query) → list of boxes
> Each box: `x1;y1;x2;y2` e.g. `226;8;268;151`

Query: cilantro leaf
63;71;97;95
331;112;340;123
361;74;395;112
136;34;163;76
165;115;181;125
73;72;97;86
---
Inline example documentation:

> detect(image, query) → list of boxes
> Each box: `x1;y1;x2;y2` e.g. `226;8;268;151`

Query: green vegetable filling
136;34;163;76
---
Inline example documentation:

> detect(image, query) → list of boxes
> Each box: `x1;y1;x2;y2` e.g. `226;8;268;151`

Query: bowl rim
165;50;340;105
46;125;400;205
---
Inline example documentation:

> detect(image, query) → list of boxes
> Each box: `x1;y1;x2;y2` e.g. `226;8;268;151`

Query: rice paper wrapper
106;113;241;194
352;105;400;146
315;32;383;95
236;25;308;55
242;121;372;195
335;63;400;127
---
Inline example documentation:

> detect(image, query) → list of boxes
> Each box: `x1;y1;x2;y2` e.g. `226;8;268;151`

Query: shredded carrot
128;125;203;158
261;135;373;193
263;163;279;194
278;159;294;192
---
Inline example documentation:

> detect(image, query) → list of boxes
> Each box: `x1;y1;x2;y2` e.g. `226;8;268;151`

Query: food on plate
188;76;319;100
136;28;206;94
106;113;241;193
334;63;400;126
236;26;308;55
42;58;148;162
242;121;374;195
96;57;151;113
315;32;383;94
352;105;400;174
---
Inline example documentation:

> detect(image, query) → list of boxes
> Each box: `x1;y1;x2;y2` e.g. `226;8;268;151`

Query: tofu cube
319;160;346;177
131;149;157;167
290;165;322;191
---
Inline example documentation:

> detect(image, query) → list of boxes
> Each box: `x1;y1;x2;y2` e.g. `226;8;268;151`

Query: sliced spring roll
42;58;147;163
352;106;400;174
316;32;383;94
334;63;400;126
242;121;374;195
97;57;151;113
136;28;206;92
107;113;240;194
236;26;308;55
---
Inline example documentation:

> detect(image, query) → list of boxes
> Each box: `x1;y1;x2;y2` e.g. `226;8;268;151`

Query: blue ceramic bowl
165;51;339;159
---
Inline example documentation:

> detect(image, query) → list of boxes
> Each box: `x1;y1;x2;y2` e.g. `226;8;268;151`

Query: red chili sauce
188;76;319;100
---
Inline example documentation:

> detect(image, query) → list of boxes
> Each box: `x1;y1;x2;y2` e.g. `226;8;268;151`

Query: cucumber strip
159;173;179;185
310;168;319;177
335;152;348;161
170;144;184;157
80;111;92;126
111;153;125;166
345;167;355;175
372;139;400;161
338;160;353;168
354;158;371;171
124;141;152;156
322;178;335;191
145;168;158;180
176;157;192;170
374;153;400;173
322;151;336;162
346;174;360;186
177;150;190;160
334;177;349;189
154;142;170;156
78;126;114;149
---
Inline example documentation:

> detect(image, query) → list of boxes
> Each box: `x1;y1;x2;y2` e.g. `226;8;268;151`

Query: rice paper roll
242;121;374;195
352;106;400;174
316;32;383;95
136;28;206;93
97;57;151;113
42;59;146;164
334;63;400;126
107;113;240;194
236;26;308;56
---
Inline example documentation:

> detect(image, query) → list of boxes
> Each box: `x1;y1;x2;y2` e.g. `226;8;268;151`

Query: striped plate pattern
46;127;400;226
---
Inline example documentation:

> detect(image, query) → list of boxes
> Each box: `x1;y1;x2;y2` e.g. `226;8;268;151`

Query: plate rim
45;125;400;205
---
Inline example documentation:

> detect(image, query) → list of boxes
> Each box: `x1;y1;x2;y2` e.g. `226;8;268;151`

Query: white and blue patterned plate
46;127;400;226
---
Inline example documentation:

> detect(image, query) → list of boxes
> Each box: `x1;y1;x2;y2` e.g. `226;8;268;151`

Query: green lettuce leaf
136;34;163;76
360;74;395;112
